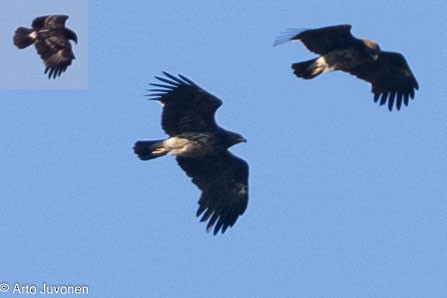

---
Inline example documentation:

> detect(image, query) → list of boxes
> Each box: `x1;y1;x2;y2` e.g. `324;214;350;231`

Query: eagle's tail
292;58;324;79
133;140;167;160
13;27;35;49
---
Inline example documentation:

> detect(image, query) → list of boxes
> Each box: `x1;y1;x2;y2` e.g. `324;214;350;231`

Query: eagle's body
314;47;376;73
160;133;220;158
13;15;77;79
134;72;248;235
275;24;418;111
136;131;240;159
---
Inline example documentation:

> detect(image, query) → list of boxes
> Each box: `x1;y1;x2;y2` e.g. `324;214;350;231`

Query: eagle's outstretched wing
274;24;357;55
177;151;249;235
149;72;223;136
346;51;419;111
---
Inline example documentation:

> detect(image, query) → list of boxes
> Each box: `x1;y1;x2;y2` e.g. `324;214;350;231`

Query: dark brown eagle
134;72;248;235
274;24;419;111
13;15;77;79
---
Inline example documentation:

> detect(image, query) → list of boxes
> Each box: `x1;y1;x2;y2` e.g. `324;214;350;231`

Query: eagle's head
223;130;247;148
66;28;78;44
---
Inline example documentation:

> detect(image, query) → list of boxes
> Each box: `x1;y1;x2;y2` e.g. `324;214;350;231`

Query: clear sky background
1;0;446;297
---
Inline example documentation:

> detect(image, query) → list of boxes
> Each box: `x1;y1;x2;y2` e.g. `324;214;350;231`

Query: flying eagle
13;15;77;79
274;24;419;111
134;72;248;235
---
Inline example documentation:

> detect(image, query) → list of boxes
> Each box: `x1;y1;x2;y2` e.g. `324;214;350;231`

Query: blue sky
1;0;446;297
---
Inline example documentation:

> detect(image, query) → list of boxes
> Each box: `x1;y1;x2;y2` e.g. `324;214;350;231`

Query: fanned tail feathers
133;140;166;160
292;58;324;79
13;27;35;49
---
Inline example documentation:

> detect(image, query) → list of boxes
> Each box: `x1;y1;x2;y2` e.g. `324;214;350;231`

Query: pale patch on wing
235;183;247;196
401;69;412;77
45;49;71;66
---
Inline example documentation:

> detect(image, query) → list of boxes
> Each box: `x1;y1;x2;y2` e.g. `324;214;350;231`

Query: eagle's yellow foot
152;148;165;154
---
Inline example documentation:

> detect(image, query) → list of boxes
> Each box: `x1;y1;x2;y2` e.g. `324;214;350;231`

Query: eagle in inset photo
13;15;77;79
274;24;419;111
134;72;249;235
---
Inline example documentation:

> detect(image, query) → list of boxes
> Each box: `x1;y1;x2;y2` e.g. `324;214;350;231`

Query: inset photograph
1;1;87;89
